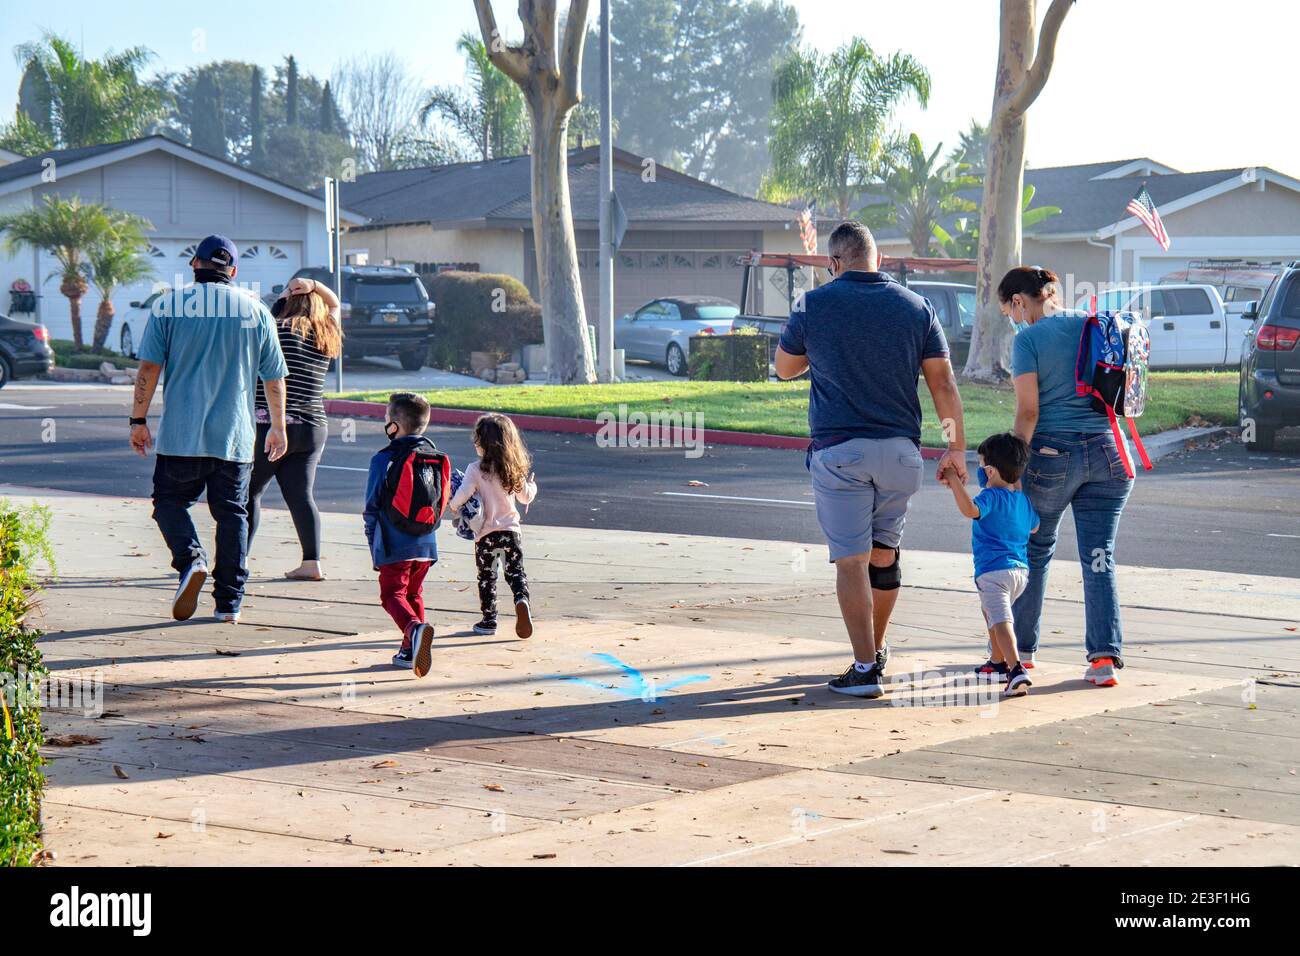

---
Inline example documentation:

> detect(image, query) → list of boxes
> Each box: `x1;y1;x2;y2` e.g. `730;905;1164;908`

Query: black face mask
194;268;233;285
384;422;399;441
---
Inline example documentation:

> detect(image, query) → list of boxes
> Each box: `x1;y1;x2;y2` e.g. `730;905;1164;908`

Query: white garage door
36;239;301;348
578;249;750;319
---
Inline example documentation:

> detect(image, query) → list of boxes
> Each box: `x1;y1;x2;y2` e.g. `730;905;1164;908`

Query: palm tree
932;184;1061;259
858;133;979;256
2;33;162;151
0;196;119;347
764;39;930;219
88;213;154;351
948;119;990;177
422;33;529;160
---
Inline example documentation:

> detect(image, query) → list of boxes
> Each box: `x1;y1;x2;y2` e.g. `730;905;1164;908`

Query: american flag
798;201;818;254
1126;184;1170;251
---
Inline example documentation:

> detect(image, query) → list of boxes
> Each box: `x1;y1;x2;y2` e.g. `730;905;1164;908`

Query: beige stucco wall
343;225;527;279
1160;179;1300;236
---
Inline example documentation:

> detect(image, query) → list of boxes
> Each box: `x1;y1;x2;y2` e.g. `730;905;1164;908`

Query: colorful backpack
1074;310;1153;479
381;437;452;535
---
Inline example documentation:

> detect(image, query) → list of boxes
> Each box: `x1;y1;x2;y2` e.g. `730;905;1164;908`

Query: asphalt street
2;384;1298;577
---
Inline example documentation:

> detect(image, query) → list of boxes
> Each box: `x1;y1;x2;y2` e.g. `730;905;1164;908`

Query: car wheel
666;342;686;376
120;324;135;359
399;349;425;372
1240;382;1277;451
0;355;11;389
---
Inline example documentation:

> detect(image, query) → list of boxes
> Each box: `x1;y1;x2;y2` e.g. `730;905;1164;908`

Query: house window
266;245;289;260
619;253;640;269
179;244;198;258
701;254;722;269
243;245;261;259
645;253;668;269
672;254;695;269
145;244;165;258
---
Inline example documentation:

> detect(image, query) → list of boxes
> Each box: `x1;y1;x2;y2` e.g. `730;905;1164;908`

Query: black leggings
248;422;328;561
475;531;529;618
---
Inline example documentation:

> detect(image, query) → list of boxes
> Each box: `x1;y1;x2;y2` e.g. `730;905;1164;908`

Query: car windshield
695;305;739;320
349;278;426;305
955;291;976;327
1093;289;1137;311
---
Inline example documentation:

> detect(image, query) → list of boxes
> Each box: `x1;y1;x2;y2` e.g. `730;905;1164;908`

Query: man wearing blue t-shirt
129;235;289;624
775;221;967;699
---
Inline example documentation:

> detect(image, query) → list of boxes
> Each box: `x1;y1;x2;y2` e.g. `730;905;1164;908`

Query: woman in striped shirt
248;276;342;580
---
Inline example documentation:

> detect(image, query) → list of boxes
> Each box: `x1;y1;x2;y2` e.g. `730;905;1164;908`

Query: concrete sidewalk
9;484;1297;866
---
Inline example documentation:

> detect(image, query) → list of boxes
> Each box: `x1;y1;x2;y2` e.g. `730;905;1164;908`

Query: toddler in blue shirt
939;432;1040;696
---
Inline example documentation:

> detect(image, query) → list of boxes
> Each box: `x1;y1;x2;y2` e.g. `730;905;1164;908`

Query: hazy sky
1;0;1289;176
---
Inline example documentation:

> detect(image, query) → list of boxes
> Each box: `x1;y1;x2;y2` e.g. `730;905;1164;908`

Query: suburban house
340;146;812;318
0;135;362;345
875;157;1300;300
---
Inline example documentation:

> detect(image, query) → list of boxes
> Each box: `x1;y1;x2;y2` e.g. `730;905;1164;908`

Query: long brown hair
473;413;531;494
278;291;342;358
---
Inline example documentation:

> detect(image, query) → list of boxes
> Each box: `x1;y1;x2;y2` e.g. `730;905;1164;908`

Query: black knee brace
868;543;901;591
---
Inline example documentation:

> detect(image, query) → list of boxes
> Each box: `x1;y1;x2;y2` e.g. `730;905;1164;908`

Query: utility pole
325;176;344;393
597;0;615;383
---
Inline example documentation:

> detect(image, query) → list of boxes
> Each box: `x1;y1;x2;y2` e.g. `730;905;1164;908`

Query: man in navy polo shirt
776;221;967;699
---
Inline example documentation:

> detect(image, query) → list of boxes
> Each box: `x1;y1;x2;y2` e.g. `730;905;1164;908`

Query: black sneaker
876;643;890;668
974;659;1009;682
392;646;413;669
1005;663;1032;697
515;599;533;639
473;618;497;635
828;663;885;699
412;623;435;679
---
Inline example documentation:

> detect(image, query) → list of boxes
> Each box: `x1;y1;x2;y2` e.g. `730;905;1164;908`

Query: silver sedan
614;296;740;376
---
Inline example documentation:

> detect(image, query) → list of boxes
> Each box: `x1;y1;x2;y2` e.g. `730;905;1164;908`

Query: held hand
266;426;288;462
129;423;153;457
936;448;968;485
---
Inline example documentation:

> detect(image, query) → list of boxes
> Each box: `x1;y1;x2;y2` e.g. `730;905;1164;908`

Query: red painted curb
323;398;948;459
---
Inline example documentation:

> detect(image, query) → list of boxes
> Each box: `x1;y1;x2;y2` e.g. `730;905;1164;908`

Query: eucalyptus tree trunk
964;0;1074;383
475;0;596;385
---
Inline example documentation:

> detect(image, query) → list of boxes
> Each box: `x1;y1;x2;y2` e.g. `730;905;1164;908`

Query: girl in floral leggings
448;414;538;637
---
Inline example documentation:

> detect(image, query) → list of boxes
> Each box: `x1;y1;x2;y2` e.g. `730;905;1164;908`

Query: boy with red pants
363;393;439;677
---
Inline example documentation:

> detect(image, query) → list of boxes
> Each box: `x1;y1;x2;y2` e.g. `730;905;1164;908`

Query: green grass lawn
334;371;1238;449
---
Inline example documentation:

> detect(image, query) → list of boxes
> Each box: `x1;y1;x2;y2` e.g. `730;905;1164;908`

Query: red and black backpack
381;437;452;535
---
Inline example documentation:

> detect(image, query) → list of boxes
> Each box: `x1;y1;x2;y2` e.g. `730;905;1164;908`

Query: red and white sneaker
1084;657;1118;686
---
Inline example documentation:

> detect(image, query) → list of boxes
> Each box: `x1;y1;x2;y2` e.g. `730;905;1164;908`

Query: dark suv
285;265;434;370
1239;262;1300;450
0;313;54;387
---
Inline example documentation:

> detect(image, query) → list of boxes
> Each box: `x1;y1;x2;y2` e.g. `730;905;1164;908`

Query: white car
1085;283;1251;369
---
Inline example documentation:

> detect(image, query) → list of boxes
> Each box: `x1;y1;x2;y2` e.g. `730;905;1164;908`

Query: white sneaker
172;562;207;621
214;610;240;624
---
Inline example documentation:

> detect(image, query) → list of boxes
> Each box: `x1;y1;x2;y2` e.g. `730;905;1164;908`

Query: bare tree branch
1006;0;1074;117
559;0;591;109
473;0;529;87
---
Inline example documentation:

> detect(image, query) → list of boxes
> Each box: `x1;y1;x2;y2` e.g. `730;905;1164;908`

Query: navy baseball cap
194;234;238;268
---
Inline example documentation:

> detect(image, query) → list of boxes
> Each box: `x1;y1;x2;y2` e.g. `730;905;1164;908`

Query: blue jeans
1011;431;1133;662
152;455;252;614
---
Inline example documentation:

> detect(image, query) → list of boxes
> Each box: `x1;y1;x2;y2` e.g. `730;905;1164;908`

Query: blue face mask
977;466;989;488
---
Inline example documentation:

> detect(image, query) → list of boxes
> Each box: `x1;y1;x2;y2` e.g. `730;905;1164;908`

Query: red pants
378;560;432;642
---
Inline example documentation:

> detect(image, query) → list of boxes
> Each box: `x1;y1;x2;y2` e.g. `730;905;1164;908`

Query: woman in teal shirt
1004;266;1132;688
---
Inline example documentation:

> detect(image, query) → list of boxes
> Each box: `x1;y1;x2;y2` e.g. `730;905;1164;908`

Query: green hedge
423;271;543;372
0;501;54;867
688;329;769;382
50;339;138;370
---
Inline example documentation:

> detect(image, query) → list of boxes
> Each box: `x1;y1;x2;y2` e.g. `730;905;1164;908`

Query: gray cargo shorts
974;567;1029;626
808;436;925;562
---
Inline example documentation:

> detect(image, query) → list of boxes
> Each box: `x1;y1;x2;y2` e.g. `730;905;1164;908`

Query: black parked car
280;265;435;370
0;313;54;388
1239;262;1300;450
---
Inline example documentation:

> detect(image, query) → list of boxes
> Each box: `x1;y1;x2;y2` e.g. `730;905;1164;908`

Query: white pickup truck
1084;283;1253;369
